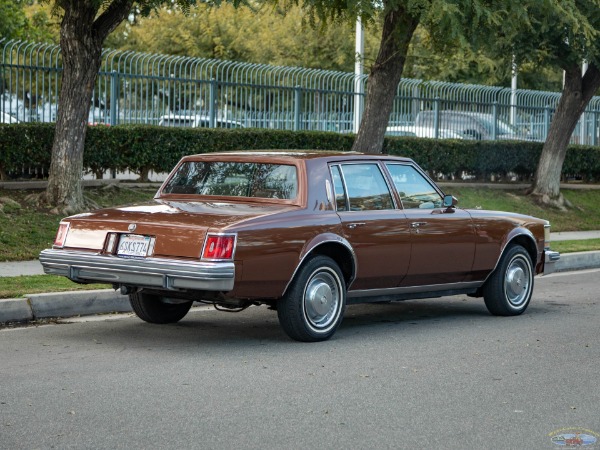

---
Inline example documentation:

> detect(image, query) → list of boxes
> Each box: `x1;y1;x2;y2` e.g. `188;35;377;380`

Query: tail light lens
54;222;70;248
202;234;236;260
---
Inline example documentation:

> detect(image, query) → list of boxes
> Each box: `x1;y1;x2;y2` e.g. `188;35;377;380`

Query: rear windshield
162;161;298;200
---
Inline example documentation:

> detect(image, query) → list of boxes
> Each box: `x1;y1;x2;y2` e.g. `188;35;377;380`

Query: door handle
410;222;427;228
347;222;366;229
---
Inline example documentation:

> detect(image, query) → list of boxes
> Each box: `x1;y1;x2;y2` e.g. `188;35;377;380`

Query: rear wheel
277;256;346;342
483;245;533;316
129;292;193;324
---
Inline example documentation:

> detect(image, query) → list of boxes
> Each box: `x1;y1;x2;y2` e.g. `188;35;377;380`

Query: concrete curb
28;289;132;319
1;252;599;325
1;290;131;324
555;251;600;272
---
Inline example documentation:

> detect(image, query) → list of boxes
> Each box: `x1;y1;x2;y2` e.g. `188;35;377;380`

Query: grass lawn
0;275;107;299
550;238;600;254
0;184;159;261
444;185;600;232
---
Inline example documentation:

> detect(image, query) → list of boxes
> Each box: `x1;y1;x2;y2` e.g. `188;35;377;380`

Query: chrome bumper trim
39;249;234;292
544;250;560;275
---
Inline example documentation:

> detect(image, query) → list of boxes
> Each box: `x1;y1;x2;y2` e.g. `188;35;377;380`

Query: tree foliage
8;1;568;91
404;28;563;91
0;0;29;40
106;3;380;72
0;0;59;41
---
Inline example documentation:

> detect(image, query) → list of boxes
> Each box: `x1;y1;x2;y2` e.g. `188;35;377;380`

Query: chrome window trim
383;162;445;209
331;161;398;211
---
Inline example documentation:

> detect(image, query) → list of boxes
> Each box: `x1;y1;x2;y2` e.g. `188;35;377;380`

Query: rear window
162;161;298;200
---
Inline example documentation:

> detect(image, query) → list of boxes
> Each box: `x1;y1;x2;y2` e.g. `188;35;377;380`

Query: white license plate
117;234;151;258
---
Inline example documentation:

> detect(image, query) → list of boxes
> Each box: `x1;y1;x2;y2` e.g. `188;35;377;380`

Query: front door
384;163;476;286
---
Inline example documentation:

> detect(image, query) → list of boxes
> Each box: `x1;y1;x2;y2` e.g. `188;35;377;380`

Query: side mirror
443;195;458;208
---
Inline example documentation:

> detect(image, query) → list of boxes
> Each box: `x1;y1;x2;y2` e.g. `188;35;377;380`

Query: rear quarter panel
227;157;341;299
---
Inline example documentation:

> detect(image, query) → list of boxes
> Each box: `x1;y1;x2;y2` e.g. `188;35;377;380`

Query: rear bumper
39;249;235;292
543;250;560;275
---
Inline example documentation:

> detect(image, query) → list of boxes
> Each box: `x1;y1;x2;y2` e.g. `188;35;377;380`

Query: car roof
180;150;414;164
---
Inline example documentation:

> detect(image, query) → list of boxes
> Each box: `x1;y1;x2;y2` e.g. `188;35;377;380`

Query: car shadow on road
53;295;505;347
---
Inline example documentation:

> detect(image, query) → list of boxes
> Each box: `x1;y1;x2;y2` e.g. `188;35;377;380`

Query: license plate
117;234;151;258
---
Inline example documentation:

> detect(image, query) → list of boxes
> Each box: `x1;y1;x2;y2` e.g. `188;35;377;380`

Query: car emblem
128;223;137;232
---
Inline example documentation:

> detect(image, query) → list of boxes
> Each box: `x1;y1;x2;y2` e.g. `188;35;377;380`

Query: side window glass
385;164;443;209
330;165;347;211
340;163;394;211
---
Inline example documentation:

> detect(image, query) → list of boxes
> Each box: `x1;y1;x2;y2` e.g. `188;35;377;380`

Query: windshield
162;161;298;200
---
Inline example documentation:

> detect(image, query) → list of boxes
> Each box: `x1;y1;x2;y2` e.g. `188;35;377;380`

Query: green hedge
1;122;600;182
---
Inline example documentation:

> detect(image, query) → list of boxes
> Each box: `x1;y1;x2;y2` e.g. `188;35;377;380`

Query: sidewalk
1;233;600;324
550;230;600;241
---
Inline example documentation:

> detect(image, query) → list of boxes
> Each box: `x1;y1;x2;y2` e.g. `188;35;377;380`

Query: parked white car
1;112;18;124
386;125;465;139
158;114;243;129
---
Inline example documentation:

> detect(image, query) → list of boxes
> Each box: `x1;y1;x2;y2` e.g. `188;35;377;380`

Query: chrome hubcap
304;270;340;330
505;256;531;307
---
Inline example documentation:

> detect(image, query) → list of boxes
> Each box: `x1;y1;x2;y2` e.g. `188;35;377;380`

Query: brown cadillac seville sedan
40;151;560;341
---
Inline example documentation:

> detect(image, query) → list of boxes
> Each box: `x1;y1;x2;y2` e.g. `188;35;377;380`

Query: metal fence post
433;97;440;139
543;106;551;140
593;111;598;146
492;102;498;140
209;78;217;128
110;70;118;126
294;86;302;131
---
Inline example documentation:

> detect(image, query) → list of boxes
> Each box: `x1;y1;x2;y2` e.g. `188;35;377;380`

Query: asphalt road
1;270;599;450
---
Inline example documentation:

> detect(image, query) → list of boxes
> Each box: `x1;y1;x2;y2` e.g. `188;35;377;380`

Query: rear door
331;162;411;290
384;163;476;286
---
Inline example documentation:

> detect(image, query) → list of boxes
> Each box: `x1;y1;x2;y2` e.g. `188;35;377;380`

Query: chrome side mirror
443;195;458;208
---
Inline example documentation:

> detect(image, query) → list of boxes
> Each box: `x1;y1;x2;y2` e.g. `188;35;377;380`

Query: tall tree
464;0;600;207
41;0;194;213
521;2;600;207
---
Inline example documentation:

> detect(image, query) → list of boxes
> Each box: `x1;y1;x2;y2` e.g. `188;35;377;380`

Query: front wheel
129;292;193;324
483;245;534;316
277;256;346;342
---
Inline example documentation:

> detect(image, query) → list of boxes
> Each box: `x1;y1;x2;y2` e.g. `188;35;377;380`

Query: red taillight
54;222;70;248
202;234;236;260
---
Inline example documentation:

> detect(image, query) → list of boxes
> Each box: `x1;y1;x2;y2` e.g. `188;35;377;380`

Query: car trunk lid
62;200;295;259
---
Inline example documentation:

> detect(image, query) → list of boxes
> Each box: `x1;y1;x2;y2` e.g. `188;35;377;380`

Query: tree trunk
351;5;419;154
45;0;133;214
530;63;600;207
45;14;102;213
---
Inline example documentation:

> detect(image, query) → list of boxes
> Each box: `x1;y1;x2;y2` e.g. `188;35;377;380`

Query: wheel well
507;235;537;265
308;242;355;287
